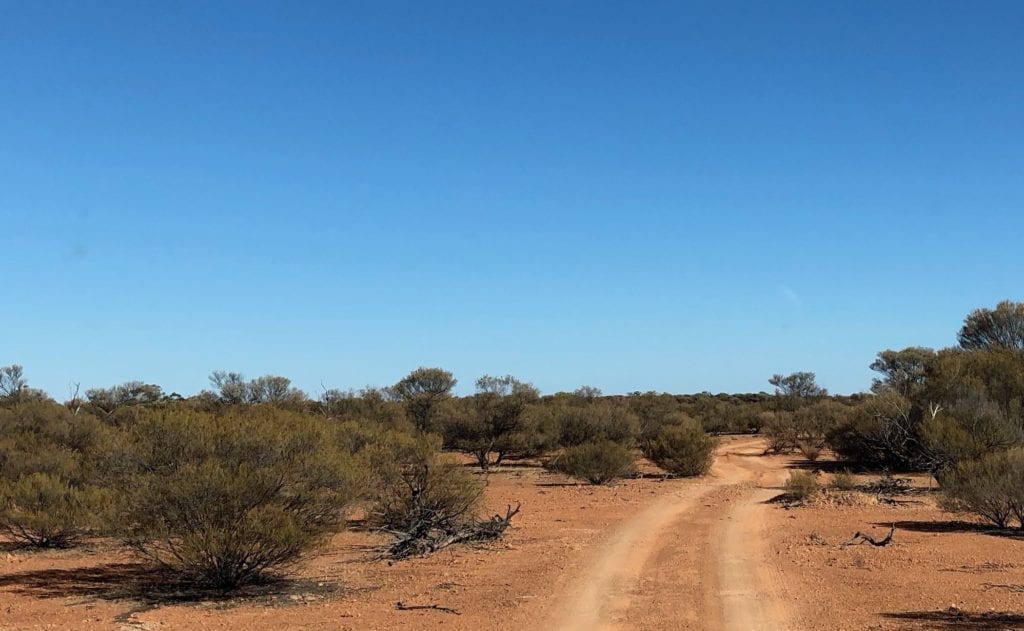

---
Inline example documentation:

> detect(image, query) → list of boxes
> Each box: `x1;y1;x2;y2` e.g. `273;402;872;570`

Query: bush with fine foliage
363;431;484;534
0;401;110;547
940;449;1024;529
108;407;363;589
642;420;716;476
555;402;639;448
547;440;636;485
0;472;111;548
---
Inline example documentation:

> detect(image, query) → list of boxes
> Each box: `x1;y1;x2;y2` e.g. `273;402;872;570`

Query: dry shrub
784;471;819;503
830;470;857;491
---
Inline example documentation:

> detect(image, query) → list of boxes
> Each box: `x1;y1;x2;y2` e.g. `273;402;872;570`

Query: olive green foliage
547;440;637;485
770;372;827;408
940;449;1024;529
392;367;457;432
441;376;553;470
363;431;484;533
554;400;639;448
783;471;819;503
958;300;1024;351
642;418;716;476
833;303;1024;472
0;401;110;547
208;371;308;407
110;407;363;589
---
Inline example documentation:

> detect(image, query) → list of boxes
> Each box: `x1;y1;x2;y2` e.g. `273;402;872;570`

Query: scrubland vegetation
1;300;1022;598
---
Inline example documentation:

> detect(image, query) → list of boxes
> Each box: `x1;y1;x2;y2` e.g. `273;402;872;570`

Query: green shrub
555;403;639;448
642;420;716;477
363;431;484;533
784;471;819;502
0;473;111;548
547;441;636;485
940;449;1024;529
0;401;109;547
112;408;363;589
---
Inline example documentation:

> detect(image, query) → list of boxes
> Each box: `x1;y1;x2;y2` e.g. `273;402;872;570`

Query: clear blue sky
3;2;1022;398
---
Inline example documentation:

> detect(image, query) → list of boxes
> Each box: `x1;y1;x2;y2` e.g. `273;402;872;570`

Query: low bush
642;420;716;477
784;471;819;503
364;431;484;534
547;441;636;485
0;473;111;548
111;408;363;589
940;449;1024;529
830;470;857;491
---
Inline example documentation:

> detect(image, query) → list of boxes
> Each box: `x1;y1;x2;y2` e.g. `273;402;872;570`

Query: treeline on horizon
0;300;1021;589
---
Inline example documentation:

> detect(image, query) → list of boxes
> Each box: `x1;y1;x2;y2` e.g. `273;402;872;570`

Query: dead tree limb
395;601;461;615
384;503;522;560
840;524;895;548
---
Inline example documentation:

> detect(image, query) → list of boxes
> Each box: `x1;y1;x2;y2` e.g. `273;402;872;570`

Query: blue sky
2;1;1022;398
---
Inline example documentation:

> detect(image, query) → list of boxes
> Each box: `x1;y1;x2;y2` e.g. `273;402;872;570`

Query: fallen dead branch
841;524;895;548
395;601;461;615
385;503;521;560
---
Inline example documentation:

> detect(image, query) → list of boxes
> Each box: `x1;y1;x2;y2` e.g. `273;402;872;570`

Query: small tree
642;419;716;477
393;367;457;432
0;365;27;400
958;300;1024;351
442;376;551;469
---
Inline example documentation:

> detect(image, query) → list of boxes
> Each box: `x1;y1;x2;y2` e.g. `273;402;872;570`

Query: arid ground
2;435;1023;630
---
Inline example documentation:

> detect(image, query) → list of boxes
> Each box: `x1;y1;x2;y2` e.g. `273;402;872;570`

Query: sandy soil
1;436;1023;630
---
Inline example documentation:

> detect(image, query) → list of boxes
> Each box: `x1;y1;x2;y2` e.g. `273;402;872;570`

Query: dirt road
550;436;791;630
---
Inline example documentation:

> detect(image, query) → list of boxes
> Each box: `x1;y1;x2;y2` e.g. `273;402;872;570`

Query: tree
208;372;307;406
870;347;936;397
393;367;457;432
0;365;26;399
442;375;548;469
958;301;1024;351
85;381;164;416
769;372;827;400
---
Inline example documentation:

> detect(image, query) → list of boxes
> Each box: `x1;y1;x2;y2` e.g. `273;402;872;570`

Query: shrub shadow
878;520;1024;540
882;609;1024;629
0;562;343;606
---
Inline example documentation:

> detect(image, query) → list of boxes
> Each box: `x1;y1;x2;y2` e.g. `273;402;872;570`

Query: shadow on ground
880;520;1024;540
883;608;1024;629
0;562;344;606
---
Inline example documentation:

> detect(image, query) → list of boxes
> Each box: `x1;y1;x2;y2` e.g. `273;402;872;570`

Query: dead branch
840;524;895;548
385;503;521;560
395;601;461;615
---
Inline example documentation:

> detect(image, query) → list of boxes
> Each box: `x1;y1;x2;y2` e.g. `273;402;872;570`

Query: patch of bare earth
769;473;1024;630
